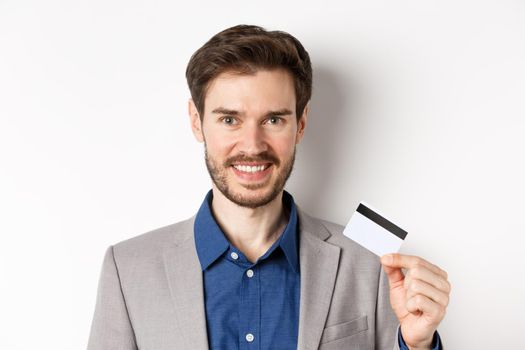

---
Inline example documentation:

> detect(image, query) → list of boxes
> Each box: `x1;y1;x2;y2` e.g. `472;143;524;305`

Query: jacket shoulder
305;213;380;265
111;215;195;259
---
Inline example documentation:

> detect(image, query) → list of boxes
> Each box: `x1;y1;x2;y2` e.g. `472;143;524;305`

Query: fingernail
381;254;393;265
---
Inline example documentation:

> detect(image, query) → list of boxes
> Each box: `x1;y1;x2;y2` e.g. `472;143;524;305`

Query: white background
1;0;524;348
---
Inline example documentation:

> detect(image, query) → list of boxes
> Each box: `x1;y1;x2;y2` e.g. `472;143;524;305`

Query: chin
223;184;282;209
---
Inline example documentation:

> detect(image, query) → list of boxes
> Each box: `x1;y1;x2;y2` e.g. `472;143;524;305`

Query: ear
188;99;204;143
295;103;309;144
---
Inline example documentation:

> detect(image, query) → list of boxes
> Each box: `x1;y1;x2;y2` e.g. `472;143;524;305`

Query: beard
204;145;296;209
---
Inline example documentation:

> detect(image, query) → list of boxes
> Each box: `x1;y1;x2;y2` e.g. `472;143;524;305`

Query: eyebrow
211;107;293;117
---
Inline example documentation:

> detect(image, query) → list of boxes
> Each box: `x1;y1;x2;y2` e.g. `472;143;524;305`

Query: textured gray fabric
87;207;401;350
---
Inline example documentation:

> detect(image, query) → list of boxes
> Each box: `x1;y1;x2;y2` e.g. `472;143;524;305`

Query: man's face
189;68;307;208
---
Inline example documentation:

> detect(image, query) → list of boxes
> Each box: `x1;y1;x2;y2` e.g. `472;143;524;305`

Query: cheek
272;135;296;155
204;133;236;156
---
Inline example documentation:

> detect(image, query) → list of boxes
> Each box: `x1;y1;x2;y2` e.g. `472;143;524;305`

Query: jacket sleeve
87;246;138;350
375;265;401;350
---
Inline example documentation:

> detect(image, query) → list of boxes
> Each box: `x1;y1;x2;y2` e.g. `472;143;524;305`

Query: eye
266;116;283;125
220;116;238;125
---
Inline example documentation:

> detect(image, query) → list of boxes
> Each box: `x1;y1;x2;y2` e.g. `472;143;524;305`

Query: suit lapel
163;216;209;350
297;209;341;350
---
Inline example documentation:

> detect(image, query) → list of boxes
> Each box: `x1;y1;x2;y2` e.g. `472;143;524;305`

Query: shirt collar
193;189;299;273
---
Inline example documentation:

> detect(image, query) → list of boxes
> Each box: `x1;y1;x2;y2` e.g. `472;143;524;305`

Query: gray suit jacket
87;208;401;350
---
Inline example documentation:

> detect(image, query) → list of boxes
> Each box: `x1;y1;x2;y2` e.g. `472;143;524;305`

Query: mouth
231;163;272;173
230;162;273;181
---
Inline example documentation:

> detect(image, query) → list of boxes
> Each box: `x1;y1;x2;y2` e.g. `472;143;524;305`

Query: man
87;25;450;350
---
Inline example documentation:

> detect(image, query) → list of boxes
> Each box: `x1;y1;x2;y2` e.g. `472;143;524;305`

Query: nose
236;121;268;155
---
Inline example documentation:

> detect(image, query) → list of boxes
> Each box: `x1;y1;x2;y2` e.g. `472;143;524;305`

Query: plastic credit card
343;202;407;257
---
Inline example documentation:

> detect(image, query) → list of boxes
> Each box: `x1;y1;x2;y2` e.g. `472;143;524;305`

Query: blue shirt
194;189;442;349
194;190;300;349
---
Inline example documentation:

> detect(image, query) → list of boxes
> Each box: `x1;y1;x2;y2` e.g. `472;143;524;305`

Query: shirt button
245;333;254;342
246;269;254;278
230;252;239;260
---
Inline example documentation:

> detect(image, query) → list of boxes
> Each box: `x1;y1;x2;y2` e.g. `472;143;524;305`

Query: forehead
204;68;296;114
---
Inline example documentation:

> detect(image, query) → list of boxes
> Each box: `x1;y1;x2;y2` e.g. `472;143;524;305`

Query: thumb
381;254;405;288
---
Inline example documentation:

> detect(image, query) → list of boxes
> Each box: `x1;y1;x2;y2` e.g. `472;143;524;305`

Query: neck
210;185;289;263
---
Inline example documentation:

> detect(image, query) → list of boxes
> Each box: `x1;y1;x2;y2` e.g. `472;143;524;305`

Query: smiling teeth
233;165;267;173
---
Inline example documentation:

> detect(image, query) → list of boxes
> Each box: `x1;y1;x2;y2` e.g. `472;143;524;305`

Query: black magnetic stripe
356;204;407;240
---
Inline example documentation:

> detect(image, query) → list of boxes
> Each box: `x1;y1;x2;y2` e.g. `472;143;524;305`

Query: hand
380;253;451;350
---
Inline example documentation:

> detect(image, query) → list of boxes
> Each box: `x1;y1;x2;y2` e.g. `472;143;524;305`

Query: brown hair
185;24;312;121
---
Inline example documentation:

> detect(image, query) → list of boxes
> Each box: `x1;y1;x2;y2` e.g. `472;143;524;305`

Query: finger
382;265;405;288
381;254;448;279
406;279;450;307
406;264;451;294
406;294;445;322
